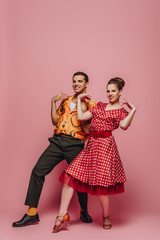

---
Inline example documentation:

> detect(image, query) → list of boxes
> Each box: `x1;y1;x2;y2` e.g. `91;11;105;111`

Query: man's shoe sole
12;219;40;227
80;216;93;223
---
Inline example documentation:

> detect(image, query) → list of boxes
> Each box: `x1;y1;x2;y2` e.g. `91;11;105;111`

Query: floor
1;211;159;240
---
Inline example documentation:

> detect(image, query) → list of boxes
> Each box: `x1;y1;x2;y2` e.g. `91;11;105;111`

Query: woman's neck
108;101;120;107
105;101;121;110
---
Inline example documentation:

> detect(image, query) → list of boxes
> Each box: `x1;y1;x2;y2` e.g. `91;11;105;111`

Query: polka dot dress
60;102;129;195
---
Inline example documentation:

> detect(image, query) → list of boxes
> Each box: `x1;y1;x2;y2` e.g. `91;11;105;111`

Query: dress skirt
59;172;125;195
59;134;126;196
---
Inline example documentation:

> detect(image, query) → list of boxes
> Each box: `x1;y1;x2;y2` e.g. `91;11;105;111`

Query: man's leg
12;135;64;227
63;137;93;223
25;136;64;208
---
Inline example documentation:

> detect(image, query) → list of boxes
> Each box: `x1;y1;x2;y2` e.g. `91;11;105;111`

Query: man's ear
85;82;89;88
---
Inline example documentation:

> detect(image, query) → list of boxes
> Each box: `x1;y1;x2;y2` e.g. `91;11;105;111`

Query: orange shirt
54;95;96;141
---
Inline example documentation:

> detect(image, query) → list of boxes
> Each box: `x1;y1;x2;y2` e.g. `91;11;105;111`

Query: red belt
89;130;112;138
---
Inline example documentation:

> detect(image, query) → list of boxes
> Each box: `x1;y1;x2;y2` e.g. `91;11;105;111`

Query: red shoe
52;213;70;233
103;215;112;230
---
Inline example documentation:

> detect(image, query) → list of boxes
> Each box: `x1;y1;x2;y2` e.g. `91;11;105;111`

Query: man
12;72;96;227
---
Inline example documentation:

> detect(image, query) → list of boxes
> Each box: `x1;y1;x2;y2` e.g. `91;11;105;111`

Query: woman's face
106;83;122;103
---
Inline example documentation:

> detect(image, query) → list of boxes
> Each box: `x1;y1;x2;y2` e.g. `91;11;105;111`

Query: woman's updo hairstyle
107;77;125;90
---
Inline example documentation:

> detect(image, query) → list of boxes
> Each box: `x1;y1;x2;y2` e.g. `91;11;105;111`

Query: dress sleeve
88;101;103;114
89;106;95;114
121;108;129;120
88;102;98;114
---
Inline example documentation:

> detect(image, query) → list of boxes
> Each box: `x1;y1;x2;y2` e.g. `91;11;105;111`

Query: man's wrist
52;98;57;103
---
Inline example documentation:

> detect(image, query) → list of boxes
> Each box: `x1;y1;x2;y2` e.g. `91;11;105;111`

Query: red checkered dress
59;102;129;195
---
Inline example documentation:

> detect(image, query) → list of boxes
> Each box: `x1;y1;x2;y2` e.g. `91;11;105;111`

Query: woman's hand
121;98;136;112
77;93;92;101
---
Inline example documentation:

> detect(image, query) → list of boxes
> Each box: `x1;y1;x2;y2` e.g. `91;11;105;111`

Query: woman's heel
52;213;70;233
103;215;112;230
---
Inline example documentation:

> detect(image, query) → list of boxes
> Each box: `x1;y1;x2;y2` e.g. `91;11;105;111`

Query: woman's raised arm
77;94;93;121
120;99;136;130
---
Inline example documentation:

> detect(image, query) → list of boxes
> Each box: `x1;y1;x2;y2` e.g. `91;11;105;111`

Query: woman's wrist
77;96;81;101
131;107;136;112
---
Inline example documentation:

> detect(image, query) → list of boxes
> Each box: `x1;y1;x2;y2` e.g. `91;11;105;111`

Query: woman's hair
107;77;125;90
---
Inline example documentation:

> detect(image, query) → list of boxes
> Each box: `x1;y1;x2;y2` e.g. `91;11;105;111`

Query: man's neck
74;90;86;99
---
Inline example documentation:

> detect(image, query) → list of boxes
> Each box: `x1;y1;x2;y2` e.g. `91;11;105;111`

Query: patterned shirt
54;95;96;141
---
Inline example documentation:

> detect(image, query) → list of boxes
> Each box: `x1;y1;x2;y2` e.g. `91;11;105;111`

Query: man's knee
31;164;43;177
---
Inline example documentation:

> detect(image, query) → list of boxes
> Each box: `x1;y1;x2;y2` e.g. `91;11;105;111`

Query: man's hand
52;92;68;103
51;92;67;125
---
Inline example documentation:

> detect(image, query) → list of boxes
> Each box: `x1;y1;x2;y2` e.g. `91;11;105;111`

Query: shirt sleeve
56;99;66;116
121;108;129;120
88;99;96;109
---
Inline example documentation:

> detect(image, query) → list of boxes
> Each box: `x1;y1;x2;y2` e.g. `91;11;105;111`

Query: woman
52;77;136;232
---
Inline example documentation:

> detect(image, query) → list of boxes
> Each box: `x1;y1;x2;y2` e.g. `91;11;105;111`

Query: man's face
72;75;88;94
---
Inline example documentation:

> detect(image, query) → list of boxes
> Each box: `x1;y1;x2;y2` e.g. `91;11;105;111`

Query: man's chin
110;100;116;104
74;90;84;94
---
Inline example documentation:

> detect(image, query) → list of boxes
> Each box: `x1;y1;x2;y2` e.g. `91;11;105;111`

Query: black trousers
25;134;88;210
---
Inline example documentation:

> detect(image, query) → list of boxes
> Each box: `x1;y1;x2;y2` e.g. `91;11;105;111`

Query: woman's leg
58;184;74;216
98;195;109;217
53;184;74;232
98;195;111;229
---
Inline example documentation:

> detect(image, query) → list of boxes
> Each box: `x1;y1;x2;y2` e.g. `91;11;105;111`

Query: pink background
0;0;160;239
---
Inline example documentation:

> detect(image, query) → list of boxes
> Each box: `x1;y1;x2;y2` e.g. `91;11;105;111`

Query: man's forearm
51;100;59;125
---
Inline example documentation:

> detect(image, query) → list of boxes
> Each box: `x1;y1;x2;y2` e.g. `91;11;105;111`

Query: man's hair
73;72;89;82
